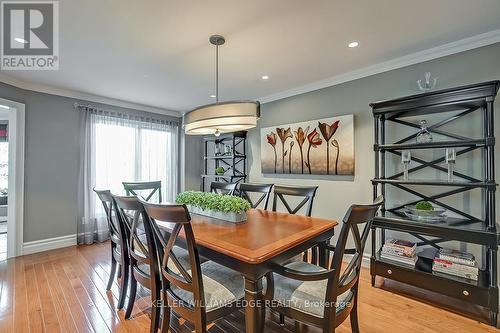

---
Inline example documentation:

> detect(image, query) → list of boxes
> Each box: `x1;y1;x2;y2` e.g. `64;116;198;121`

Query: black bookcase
370;81;500;325
201;131;247;192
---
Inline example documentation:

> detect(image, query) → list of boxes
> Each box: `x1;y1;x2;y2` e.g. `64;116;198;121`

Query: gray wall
183;134;204;191
3;43;499;244
245;43;500;253
0;82;179;243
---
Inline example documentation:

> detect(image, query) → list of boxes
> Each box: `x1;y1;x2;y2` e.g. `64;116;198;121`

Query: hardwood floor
0;242;498;333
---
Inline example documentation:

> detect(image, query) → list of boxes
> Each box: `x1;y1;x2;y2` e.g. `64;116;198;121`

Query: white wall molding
259;29;500;103
0;73;180;117
22;234;77;255
0;98;25;258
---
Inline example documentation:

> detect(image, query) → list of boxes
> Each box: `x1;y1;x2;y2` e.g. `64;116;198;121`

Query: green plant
415;201;434;211
176;191;251;214
215;166;225;174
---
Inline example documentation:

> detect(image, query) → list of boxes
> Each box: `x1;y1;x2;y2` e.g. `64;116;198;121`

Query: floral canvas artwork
261;115;354;175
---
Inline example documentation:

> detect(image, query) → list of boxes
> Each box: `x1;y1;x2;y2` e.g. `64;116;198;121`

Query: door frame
0;98;25;258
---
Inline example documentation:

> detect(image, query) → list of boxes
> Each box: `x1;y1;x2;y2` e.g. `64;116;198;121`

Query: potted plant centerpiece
176;191;251;223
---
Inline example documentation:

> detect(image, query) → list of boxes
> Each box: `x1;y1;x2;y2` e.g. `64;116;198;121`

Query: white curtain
78;106;179;244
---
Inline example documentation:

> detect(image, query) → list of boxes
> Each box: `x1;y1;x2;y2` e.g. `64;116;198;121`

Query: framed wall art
261;114;354;176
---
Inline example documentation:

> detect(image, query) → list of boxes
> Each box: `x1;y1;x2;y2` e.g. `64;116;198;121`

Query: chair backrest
239;183;273;210
113;195;153;266
123;181;162;203
210;181;237;195
272;185;318;216
325;195;384;319
140;201;206;315
93;188;121;241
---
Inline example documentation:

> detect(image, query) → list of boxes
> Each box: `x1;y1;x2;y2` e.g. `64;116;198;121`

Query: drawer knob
463;290;469;296
387;269;392;275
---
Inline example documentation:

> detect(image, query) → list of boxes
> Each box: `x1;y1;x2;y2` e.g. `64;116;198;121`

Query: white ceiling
2;0;500;113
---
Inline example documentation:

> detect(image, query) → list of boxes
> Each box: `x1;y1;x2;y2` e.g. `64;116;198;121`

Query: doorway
0;98;25;260
0;117;8;260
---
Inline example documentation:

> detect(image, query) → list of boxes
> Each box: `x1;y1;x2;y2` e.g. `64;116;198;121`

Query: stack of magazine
432;248;478;281
381;239;417;266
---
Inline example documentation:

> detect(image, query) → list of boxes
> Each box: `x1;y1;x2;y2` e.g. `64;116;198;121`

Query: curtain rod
73;102;180;125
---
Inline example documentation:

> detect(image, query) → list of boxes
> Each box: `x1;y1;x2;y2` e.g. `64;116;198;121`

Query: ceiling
2;0;500;112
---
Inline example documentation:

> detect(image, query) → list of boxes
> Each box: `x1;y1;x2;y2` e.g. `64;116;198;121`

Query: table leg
244;277;265;333
318;239;330;269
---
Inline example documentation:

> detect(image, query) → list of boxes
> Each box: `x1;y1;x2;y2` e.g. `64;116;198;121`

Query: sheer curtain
77;105;179;244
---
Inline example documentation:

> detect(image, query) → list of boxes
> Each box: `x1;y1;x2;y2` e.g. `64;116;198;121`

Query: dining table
156;208;338;333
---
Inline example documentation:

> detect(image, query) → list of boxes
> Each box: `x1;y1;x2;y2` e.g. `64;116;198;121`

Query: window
93;112;178;202
78;107;179;244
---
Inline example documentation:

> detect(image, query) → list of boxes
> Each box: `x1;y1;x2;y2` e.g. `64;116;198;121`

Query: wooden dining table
156;208;337;333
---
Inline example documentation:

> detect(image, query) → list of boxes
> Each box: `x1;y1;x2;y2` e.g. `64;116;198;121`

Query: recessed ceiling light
0;105;9;109
14;37;28;44
261;75;269;80
210;95;217;98
348;41;359;48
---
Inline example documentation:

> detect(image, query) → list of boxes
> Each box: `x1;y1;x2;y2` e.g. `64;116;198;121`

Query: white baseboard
22;234;77;255
362;253;371;268
344;252;372;268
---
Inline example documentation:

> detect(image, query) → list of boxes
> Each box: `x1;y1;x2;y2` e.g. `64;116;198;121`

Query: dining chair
239;183;273;209
272;185;319;263
140;200;245;333
272;185;318;216
93;189;129;310
266;196;384;333
210;181;237;195
123;180;162;203
112;195;159;327
270;185;320;325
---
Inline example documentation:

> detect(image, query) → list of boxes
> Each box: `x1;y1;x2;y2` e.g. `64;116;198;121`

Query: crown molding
2;29;499;112
0;73;180;117
259;29;500;104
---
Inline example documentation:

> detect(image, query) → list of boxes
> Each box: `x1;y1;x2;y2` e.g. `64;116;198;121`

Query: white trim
22;234;77;255
259;29;500;103
361;252;371;268
0;98;25;258
0;73;180;117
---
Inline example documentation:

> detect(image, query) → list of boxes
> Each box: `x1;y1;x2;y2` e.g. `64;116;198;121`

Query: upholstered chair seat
170;261;245;311
272;261;352;318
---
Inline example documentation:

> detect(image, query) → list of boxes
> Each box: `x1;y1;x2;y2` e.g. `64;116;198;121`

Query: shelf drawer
371;259;492;307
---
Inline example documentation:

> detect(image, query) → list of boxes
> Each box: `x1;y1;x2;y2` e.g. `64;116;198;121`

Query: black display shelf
374;250;489;288
371;252;492;307
373;212;497;246
201;174;245;179
371;179;496;188
204;154;246;160
375;139;488;151
201;132;247;191
371;80;500;326
370;80;500;119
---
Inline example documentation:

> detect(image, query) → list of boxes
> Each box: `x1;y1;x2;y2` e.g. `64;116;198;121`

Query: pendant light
184;35;260;136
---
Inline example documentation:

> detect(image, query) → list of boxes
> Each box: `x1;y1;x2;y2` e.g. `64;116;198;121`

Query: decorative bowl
404;205;447;222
